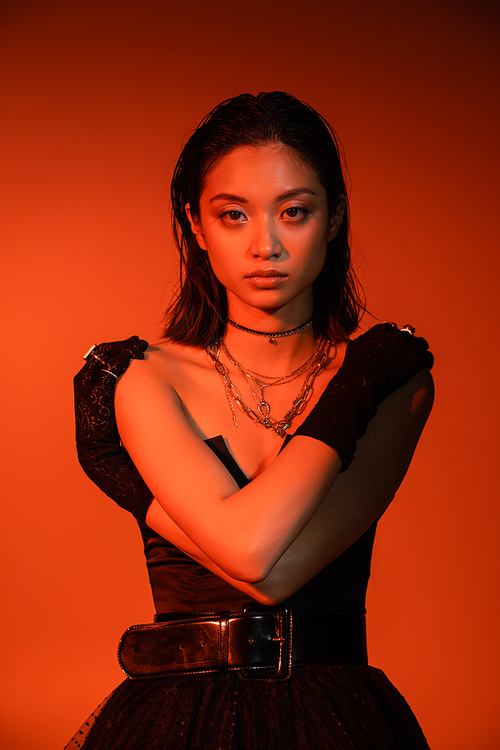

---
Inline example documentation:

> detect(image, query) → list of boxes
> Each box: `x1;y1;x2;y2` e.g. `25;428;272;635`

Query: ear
185;203;206;250
328;196;346;241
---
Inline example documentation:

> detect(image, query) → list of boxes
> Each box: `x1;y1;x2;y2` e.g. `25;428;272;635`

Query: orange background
1;1;499;748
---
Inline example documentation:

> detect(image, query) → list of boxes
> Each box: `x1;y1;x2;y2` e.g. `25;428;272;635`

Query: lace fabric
64;689;117;749
74;336;154;523
66;667;430;749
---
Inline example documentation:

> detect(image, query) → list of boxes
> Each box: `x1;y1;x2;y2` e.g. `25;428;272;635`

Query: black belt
118;607;367;681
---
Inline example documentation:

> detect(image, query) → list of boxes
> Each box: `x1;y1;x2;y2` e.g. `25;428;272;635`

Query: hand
294;323;434;470
74;336;154;522
341;322;434;402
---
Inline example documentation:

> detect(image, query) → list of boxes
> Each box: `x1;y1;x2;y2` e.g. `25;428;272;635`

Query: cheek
205;244;236;288
203;227;247;277
296;229;328;274
305;249;327;286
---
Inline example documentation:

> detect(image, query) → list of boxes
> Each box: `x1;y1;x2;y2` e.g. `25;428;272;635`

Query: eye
280;206;309;221
220;209;247;224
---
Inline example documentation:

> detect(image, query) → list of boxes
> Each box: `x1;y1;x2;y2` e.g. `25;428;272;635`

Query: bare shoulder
366;367;434;455
348;367;434;490
114;340;199;447
117;339;207;390
387;367;434;421
114;339;219;444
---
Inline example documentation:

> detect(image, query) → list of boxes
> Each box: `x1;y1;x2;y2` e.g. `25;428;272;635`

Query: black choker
226;318;313;344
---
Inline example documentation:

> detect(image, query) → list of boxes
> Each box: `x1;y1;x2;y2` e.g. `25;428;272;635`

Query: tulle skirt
65;665;430;749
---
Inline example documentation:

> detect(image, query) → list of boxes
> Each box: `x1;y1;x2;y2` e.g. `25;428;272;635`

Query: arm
115;362;341;582
143;368;434;603
114;324;432;583
75;325;432;585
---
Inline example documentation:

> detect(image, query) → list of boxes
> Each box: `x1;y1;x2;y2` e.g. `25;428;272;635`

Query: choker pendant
226;317;313;343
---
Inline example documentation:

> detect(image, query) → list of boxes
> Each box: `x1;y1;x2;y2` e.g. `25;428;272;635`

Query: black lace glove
74;336;153;523
74;326;433;519
294;323;434;470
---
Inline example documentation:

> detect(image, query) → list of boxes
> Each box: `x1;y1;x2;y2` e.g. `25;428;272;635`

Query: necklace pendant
227;317;313;339
257;400;271;417
208;336;331;437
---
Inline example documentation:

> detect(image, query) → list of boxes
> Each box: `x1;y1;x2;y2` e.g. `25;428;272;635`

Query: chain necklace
227;317;313;344
220;338;324;384
220;339;325;428
207;338;331;437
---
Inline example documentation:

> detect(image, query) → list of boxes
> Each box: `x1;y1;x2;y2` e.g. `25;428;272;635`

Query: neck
221;319;319;374
227;317;313;342
219;296;321;369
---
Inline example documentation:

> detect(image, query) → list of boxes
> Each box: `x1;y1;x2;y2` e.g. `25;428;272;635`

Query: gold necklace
220;338;323;384
207;338;331;437
220;339;326;421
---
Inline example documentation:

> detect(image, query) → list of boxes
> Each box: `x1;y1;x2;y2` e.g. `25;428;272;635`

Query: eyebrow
209;188;317;204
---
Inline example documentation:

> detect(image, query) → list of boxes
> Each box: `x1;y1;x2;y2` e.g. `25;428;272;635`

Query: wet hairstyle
163;91;364;346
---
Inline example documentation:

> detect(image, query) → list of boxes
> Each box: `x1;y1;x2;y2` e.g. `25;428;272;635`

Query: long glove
294;322;434;469
74;325;433;519
74;335;153;523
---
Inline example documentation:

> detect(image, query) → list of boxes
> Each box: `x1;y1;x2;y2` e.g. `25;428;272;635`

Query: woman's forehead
201;144;323;202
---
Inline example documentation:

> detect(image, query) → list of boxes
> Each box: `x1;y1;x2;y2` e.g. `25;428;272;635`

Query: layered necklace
207;330;332;438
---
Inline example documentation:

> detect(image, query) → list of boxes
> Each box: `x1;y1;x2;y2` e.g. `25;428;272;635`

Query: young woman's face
187;144;343;324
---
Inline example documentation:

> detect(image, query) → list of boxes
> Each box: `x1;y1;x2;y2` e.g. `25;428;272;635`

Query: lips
245;271;287;288
245;270;287;278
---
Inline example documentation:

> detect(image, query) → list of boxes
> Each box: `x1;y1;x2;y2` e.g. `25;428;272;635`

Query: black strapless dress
65;436;430;749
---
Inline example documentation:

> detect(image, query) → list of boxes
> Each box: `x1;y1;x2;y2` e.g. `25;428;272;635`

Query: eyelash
219;206;310;224
281;206;309;220
220;210;246;223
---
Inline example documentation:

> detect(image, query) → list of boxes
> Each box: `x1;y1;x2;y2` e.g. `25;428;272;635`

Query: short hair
163;91;365;346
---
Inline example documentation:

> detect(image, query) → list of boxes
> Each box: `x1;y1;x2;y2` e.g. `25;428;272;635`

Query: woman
69;92;434;749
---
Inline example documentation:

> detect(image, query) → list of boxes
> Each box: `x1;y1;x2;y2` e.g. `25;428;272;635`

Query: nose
250;218;282;260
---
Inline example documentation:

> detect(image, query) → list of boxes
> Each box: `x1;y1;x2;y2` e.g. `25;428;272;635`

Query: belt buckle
239;605;293;681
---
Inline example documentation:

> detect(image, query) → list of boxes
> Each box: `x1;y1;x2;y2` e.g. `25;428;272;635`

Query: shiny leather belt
118;607;367;681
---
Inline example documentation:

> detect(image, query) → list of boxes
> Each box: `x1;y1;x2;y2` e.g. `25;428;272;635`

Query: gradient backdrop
1;0;499;748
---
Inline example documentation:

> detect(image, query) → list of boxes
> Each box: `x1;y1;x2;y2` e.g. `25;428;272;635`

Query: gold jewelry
207;339;331;437
220;339;323;384
220;339;325;421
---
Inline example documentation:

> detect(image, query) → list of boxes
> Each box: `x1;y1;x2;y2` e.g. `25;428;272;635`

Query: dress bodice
139;436;378;616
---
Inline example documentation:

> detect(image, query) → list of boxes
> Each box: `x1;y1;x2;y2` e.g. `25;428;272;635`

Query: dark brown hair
164;92;364;346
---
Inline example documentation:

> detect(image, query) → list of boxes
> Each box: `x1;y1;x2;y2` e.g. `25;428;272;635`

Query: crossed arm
115;361;434;600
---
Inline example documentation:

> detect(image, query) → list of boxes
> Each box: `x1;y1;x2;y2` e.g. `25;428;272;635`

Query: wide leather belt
118;608;367;681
